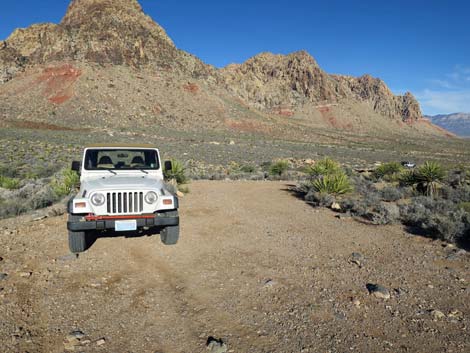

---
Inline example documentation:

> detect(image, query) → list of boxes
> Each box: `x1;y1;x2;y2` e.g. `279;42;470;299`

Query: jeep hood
81;176;165;192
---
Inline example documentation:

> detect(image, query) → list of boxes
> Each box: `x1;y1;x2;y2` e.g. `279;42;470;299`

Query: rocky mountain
220;51;422;122
0;0;212;77
0;0;448;138
425;113;470;137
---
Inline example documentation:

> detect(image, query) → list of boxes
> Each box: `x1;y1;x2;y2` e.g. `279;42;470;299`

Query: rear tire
160;225;179;245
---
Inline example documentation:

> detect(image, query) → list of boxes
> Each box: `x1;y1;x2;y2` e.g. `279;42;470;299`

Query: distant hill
425;113;470;137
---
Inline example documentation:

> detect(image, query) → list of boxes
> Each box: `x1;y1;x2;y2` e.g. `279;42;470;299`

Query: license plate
115;220;137;231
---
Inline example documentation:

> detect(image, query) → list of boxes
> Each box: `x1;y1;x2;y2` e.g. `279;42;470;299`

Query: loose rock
366;283;390;299
331;202;341;211
96;338;106;346
206;337;227;353
66;330;85;341
430;310;445;320
263;279;276;288
350;252;365;267
448;310;463;320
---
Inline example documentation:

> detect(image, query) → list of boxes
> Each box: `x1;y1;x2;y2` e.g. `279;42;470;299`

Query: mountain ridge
425;113;470;137
0;0;448;138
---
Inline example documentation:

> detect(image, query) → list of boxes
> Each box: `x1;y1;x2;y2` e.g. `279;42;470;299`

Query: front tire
68;214;92;253
68;230;89;253
160;225;179;245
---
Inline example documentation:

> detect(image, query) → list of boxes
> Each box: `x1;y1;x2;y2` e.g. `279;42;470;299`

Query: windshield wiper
139;169;149;175
107;169;117;175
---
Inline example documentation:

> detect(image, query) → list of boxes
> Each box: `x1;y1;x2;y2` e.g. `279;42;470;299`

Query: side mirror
71;161;81;172
164;160;172;171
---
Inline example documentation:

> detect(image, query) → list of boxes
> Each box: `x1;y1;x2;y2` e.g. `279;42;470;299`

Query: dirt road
0;181;469;352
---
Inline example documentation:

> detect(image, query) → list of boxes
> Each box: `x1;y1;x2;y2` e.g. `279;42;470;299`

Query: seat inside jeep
97;156;114;169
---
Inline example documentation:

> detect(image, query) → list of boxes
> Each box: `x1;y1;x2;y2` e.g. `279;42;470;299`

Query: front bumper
67;212;179;232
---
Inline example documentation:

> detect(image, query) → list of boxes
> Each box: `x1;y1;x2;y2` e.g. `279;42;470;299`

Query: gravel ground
0;181;469;353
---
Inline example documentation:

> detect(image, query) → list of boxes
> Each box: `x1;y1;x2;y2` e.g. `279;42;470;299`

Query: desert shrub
441;184;470;203
459;202;470;213
368;202;401;225
0;198;28;218
178;184;190;194
446;169;468;187
0;164;18;178
164;159;188;184
401;196;469;243
341;191;399;224
269;160;289;176
306;158;341;177
28;185;58;210
0;176;20;190
227;161;241;174
164;181;178;195
24;163;59;179
51;169;80;197
305;190;335;207
340;198;364;216
381;186;404;202
240;164;256;173
227;162;257;178
310;173;352;195
373;162;404;181
350;175;377;196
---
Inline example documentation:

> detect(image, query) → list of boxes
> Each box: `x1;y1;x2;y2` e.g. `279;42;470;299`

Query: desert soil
0;181;469;353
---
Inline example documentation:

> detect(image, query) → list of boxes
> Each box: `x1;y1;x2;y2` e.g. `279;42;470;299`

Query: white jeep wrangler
67;144;180;253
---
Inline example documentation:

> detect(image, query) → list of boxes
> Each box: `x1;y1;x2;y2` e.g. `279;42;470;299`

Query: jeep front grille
106;192;144;214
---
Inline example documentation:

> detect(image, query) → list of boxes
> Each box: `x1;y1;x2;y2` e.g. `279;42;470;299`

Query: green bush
51;169;80;197
269;160;289;176
0;176;20;190
240;164;256;173
164;159;188;184
373;162;404;181
306;158;340;177
310;173;352;195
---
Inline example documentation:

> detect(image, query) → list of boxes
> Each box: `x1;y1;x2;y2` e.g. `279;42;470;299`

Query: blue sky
1;0;469;115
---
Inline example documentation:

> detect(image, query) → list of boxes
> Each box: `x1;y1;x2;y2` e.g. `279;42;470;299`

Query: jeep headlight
90;192;106;206
144;191;158;204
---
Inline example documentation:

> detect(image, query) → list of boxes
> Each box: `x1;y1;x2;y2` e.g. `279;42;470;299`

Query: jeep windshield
84;149;160;170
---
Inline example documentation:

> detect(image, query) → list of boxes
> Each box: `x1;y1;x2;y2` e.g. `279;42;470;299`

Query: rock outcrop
220;52;423;123
0;0;211;78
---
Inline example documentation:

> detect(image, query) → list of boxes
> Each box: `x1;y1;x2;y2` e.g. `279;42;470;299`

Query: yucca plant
373;162;404;181
306;157;340;177
311;172;353;195
163;159;188;185
414;161;446;197
399;169;416;187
